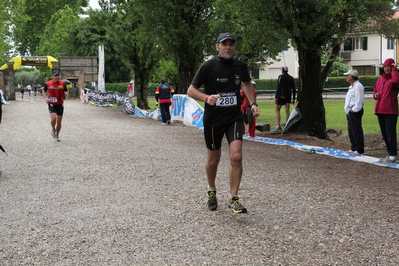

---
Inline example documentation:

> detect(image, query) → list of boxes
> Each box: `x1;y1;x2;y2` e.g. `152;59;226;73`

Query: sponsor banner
133;106;161;120
129;94;203;127
245;136;399;169
171;94;204;130
85;92;203;128
85;90;134;114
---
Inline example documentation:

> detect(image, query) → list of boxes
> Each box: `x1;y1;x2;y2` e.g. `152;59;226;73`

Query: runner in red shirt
42;70;68;141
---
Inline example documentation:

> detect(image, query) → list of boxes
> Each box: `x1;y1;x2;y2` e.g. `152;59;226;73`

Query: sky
89;0;101;10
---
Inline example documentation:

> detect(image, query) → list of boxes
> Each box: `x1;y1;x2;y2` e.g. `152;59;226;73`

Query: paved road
0;96;398;265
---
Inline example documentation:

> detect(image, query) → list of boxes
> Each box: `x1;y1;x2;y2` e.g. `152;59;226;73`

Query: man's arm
42;85;49;103
187;84;220;105
242;81;260;117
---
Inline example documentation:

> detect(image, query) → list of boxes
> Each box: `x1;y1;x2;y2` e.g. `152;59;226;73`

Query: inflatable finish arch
0;56;58;70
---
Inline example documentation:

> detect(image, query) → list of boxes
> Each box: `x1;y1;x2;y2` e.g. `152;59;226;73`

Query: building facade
255;32;398;79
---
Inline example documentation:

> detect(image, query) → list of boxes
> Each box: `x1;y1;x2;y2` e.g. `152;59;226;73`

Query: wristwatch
250;103;258;107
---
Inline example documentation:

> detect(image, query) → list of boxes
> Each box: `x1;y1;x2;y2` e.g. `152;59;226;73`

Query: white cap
344;69;358;77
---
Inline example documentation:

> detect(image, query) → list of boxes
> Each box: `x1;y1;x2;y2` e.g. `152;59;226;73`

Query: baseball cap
52;70;60;75
217;32;236;43
343;69;358;77
282;66;289;72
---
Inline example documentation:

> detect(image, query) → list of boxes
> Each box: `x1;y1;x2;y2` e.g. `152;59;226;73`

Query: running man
42;70;68;141
187;32;260;213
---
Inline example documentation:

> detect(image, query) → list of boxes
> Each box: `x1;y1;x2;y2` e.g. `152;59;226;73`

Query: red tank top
45;80;67;104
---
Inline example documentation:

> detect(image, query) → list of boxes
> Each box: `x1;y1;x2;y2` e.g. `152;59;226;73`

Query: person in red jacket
373;58;399;164
42;70;68;141
240;81;257;138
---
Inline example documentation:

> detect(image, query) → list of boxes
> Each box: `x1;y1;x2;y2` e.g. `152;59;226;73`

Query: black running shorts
204;119;243;150
48;104;64;116
276;96;291;106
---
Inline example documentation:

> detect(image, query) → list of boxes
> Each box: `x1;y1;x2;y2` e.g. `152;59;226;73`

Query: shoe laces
231;197;243;206
208;191;217;202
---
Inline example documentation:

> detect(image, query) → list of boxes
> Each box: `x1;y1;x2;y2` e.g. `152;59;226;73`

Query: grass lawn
256;98;380;134
144;98;382;134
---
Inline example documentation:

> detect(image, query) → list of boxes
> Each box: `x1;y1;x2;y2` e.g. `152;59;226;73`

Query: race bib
49;97;57;103
216;92;237;107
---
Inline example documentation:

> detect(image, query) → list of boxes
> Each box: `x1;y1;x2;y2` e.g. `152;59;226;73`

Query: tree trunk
177;62;196;94
295;46;327;139
134;72;150;110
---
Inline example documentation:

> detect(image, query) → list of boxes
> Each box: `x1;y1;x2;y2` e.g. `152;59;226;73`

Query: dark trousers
347;109;364;153
160;102;171;123
377;114;398;156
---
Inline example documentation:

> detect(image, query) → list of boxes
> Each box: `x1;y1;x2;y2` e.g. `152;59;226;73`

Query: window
343;37;368;51
251;69;259;79
354;37;367;50
356;66;375;76
279;43;289;51
387;38;395;50
344;38;352;51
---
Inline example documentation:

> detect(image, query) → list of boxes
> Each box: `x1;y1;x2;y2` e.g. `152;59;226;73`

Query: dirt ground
1;96;398;265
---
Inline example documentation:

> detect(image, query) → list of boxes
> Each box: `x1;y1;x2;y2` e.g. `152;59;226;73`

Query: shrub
324;76;379;88
104;83;158;95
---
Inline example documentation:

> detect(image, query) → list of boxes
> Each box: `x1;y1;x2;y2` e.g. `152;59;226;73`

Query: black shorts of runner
276;96;291;106
48;104;64;116
204;119;243;150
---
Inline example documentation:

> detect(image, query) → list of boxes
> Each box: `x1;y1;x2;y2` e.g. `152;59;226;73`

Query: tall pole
98;45;105;92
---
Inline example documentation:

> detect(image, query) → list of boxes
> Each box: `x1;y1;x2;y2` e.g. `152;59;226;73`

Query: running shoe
207;190;218;211
51;129;56;138
271;126;282;132
55;135;60;142
379;156;396;164
228;197;247;214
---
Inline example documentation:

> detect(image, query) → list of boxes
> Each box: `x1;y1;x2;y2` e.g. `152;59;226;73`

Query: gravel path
1;96;398;265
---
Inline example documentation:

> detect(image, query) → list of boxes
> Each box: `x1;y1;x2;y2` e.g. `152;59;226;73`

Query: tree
323;57;350;77
224;0;398;138
151;59;179;87
15;68;45;86
11;0;88;56
106;0;159;109
37;6;81;58
69;9;131;83
140;0;216;93
0;0;23;64
374;10;399;38
211;1;289;74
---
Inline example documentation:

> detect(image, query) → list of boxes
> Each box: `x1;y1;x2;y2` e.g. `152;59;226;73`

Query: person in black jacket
273;66;296;131
155;77;175;125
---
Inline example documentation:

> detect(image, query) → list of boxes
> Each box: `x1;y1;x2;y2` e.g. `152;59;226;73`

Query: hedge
103;83;158;95
252;75;379;93
103;76;380;95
